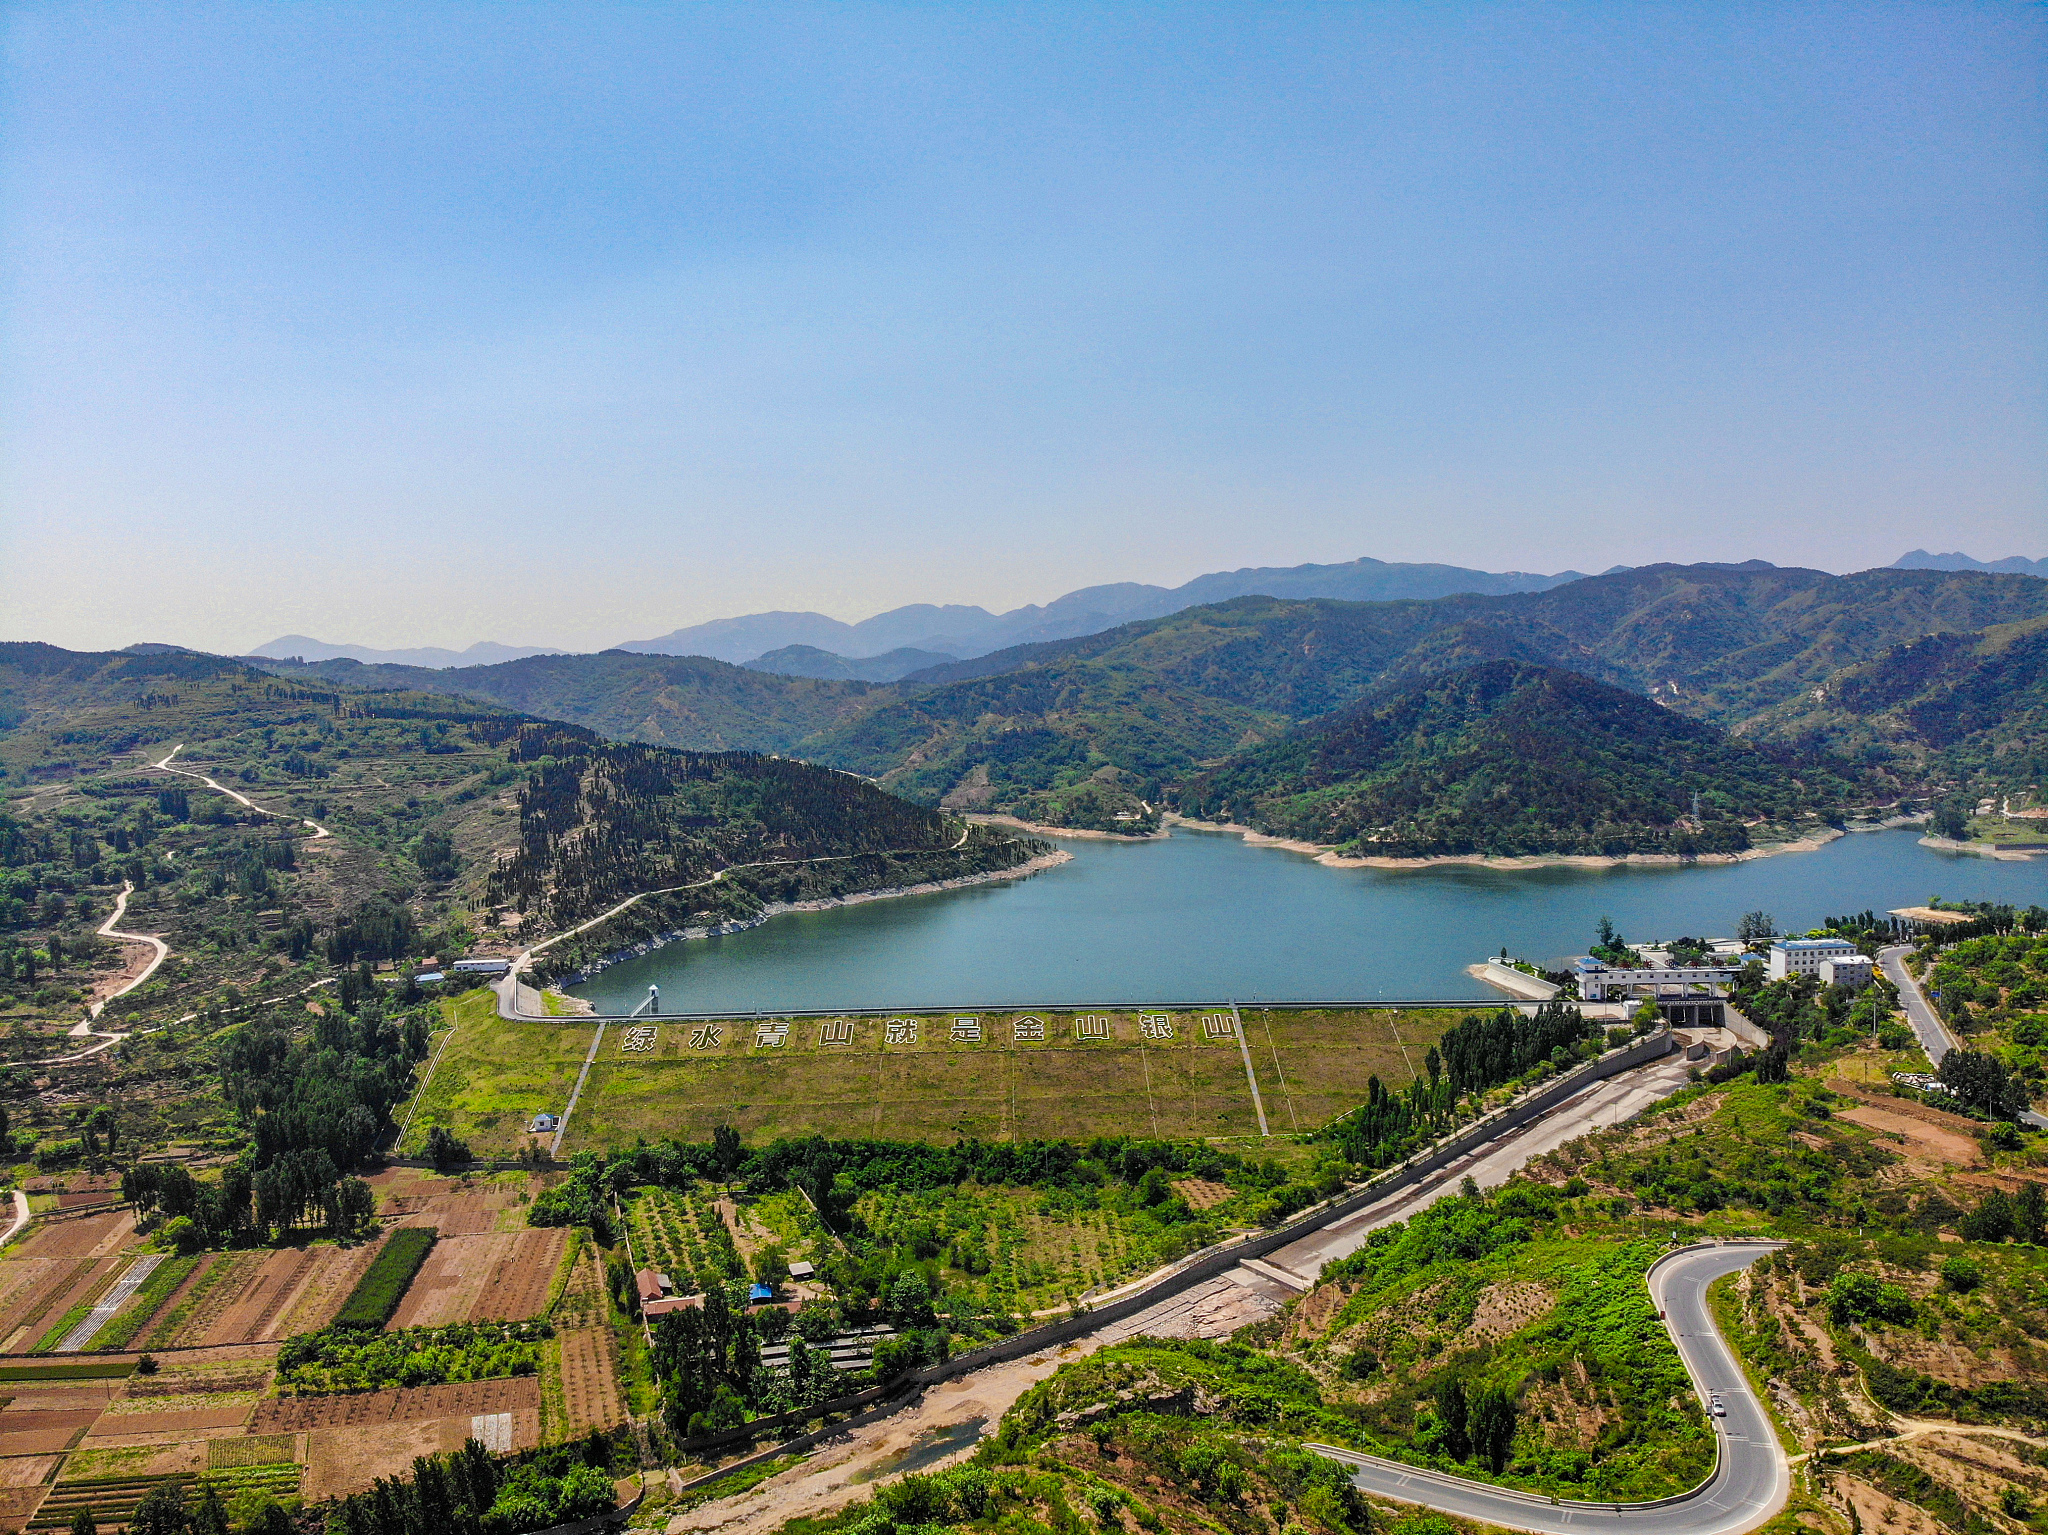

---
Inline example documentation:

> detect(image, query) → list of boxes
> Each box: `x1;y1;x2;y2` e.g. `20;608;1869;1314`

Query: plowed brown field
199;1248;314;1344
9;1258;123;1352
274;1244;380;1337
555;1327;625;1438
0;1261;81;1350
16;1211;132;1260
387;1229;564;1329
252;1375;539;1432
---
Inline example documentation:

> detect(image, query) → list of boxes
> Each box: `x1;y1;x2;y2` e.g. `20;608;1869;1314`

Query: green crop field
535;1004;1459;1149
408;990;1464;1153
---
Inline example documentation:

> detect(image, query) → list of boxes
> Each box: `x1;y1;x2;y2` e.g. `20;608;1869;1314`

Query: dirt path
151;744;332;840
84;881;169;1022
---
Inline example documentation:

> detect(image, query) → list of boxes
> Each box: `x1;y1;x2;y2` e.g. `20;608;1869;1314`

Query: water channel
569;828;2043;1015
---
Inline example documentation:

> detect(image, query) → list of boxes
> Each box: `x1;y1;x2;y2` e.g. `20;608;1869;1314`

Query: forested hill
1747;619;2048;793
0;641;1039;959
803;564;2047;819
233;563;2048;834
1176;660;1868;859
479;717;1037;929
247;649;876;751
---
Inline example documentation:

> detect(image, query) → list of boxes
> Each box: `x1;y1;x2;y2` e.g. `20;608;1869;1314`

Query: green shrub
331;1227;436;1329
1828;1271;1915;1326
1940;1255;1982;1292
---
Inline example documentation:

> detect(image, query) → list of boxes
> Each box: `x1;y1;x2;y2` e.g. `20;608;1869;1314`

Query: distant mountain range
249;550;2042;675
248;634;567;668
243;562;2048;848
741;645;958;682
1890;550;2048;577
618;555;1592;662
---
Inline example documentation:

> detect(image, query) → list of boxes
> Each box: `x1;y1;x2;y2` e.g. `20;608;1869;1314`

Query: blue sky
4;3;2043;653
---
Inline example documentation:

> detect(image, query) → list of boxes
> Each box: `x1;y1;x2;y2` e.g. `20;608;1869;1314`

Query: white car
1710;1395;1727;1416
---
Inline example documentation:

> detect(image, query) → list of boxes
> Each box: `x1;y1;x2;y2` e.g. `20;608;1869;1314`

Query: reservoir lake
569;828;2044;1015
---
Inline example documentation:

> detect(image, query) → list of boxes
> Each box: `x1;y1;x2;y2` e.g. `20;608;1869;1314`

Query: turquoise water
570;828;2043;1014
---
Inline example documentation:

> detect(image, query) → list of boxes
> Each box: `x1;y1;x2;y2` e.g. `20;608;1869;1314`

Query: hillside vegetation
233;565;2048;849
0;641;1036;1160
1179;661;1860;858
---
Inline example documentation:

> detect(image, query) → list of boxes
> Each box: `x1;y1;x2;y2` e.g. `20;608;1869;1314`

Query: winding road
1879;943;1955;1065
152;744;332;839
1309;1242;1787;1535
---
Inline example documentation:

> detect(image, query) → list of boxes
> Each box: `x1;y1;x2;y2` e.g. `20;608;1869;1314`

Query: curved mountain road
1879;943;1955;1066
1310;1241;1787;1535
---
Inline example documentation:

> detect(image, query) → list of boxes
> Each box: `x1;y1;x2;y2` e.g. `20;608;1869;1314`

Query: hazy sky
4;3;2044;654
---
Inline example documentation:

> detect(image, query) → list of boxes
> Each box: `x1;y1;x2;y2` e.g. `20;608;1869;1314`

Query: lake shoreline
1162;813;1850;870
966;812;1168;841
561;848;1075;987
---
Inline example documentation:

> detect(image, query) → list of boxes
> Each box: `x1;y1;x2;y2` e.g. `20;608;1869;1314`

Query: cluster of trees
1936;1049;2032;1121
1588;917;1643;966
325;896;419;966
1323;1069;1458;1171
1959;1181;2047;1244
96;1481;291;1535
1436;1001;1595;1095
650;1275;952;1441
477;719;982;927
209;989;430;1238
321;1434;619;1535
1433;1374;1519;1473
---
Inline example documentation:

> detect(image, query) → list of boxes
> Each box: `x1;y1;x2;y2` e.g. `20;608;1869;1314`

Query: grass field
402;988;598;1156
408;992;1461;1152
432;1002;1456;1150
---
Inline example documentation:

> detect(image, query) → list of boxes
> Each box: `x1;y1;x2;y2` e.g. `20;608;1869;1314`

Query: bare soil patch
17;1211;132;1261
1170;1179;1232;1210
83;1406;250;1436
1837;1104;1983;1168
1463;1281;1555;1344
471;1229;566;1322
11;1257;123;1351
199;1249;314;1345
0;1457;61;1489
0;1262;76;1348
387;1233;510;1330
252;1376;539;1433
273;1244;381;1337
555;1327;625;1438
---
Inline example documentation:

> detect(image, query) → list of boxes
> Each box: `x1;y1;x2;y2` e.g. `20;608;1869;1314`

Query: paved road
1263;1052;1694;1279
1309;1242;1787;1535
1880;943;1955;1065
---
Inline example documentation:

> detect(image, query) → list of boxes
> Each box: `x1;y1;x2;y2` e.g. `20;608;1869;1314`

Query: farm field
561;1005;1456;1147
0;1169;607;1526
385;1228;570;1329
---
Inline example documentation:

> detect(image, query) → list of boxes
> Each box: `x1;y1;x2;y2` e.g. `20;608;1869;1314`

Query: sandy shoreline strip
965;812;1167;841
1161;813;1851;871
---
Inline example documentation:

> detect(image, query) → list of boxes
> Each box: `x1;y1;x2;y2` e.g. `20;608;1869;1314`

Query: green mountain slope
808;565;2046;817
1177;661;1866;857
0;641;1036;1031
247;649;876;751
1748;619;2048;794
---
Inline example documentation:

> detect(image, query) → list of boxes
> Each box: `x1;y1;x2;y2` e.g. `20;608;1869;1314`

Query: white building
1768;938;1859;981
1819;955;1874;991
1571;956;1741;1003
